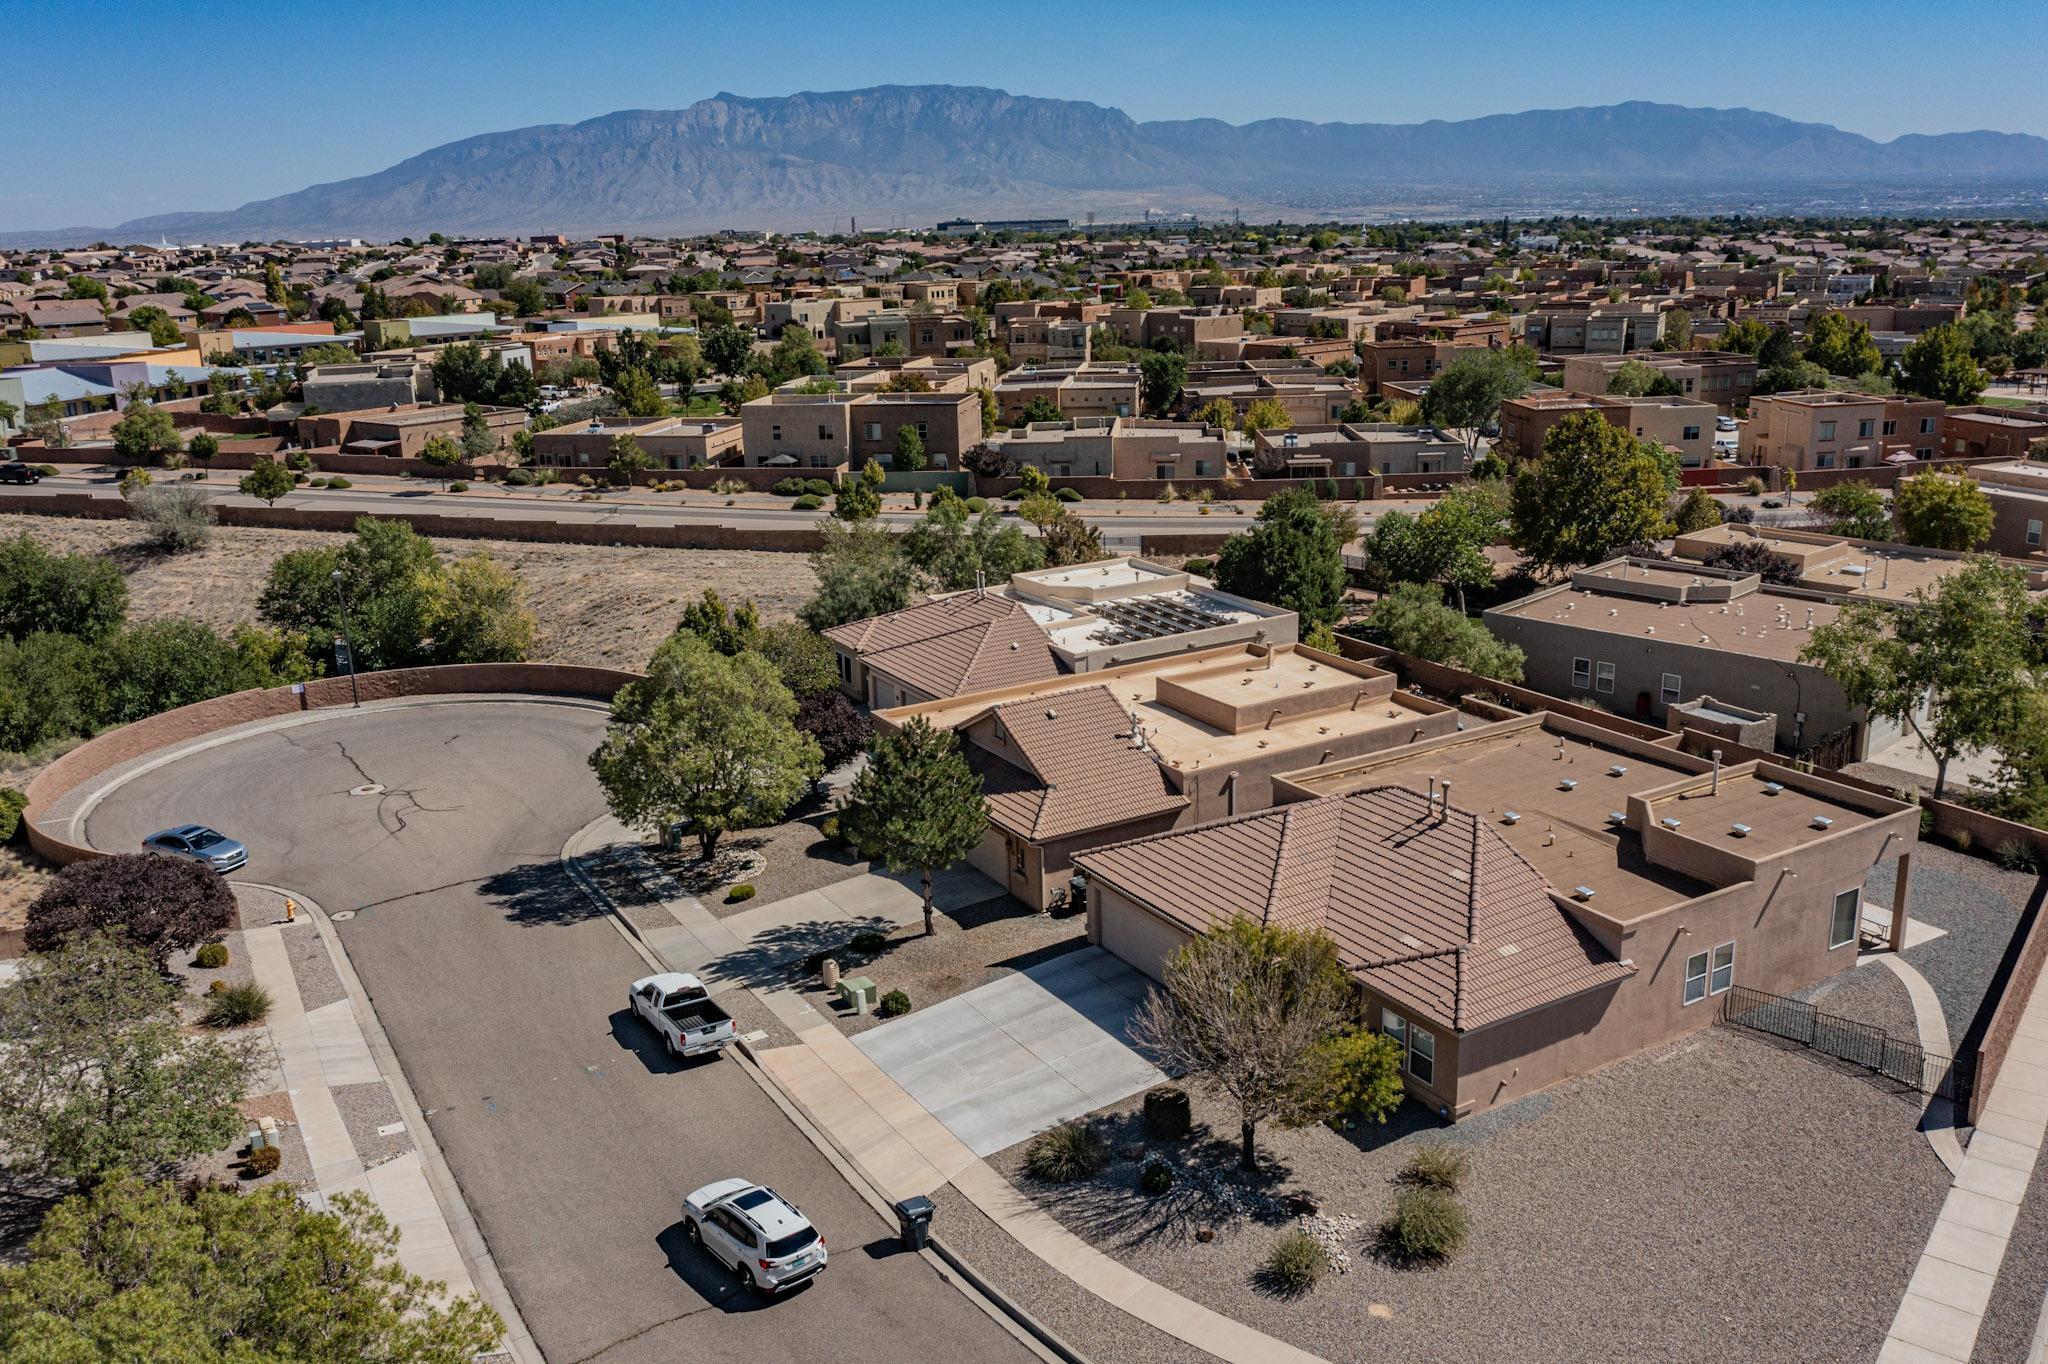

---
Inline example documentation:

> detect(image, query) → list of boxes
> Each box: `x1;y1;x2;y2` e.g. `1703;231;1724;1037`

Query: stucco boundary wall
1335;633;2048;1127
22;663;638;866
0;492;826;553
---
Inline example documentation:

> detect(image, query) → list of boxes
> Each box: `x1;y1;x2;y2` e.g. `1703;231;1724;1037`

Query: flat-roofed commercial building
1076;710;1918;1117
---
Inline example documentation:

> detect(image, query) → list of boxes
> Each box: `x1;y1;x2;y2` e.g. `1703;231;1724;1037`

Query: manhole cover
349;783;385;797
332;910;357;921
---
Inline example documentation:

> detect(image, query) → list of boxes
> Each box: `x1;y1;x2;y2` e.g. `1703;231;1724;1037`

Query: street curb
558;819;1085;1364
239;881;544;1364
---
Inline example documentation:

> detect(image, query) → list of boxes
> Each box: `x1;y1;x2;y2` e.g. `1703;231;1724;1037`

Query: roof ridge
1464;804;1482;945
1260;806;1295;926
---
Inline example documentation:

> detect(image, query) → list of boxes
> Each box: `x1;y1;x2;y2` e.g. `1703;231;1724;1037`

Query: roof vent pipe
1427;776;1438;812
1711;749;1722;795
1438;781;1451;819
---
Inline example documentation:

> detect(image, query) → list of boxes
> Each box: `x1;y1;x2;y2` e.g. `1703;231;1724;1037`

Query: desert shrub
201;981;273;1028
1954;828;1974;854
1380;1186;1468;1265
326;476;351;489
448;481;469;493
0;786;26;843
503;467;535;486
1139;1159;1174;1195
773;478;807;496
1024;1122;1108;1183
1996;840;2042;873
193;942;230;969
806;479;834;497
285;450;314;472
207;978;227;994
1142;1086;1192;1140
128;483;216;552
793;494;823;510
36;465;60;477
1181;557;1214;576
1053;486;1082;503
1401;1144;1469;1192
725;883;756;903
964;496;988;513
1261;1231;1328;1293
1742;475;1766;497
848;929;888;955
877;989;911;1018
244;1143;282;1177
820;814;841;844
712;477;747;496
28;854;236;967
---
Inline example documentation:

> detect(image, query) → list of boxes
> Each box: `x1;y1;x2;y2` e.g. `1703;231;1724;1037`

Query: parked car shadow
656;1221;800;1312
607;1008;717;1077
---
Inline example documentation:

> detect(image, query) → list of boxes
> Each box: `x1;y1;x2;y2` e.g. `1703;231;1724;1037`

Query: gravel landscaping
653;804;869;920
282;918;347;1012
1874;844;2043;1046
791;896;1086;1037
1794;957;1919;1043
991;1025;1948;1364
332;1080;415;1169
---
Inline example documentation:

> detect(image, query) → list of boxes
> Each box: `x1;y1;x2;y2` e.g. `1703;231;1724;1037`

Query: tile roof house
823;592;1061;708
975;685;1189;845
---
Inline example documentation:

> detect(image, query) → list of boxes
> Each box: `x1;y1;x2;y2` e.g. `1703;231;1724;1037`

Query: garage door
1097;896;1190;983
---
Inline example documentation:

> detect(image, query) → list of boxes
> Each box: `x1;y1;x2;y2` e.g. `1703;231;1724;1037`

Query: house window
1684;950;1709;1005
1661;673;1682;704
1682;426;1700;441
1831;888;1861;949
1573;657;1592;689
1883;419;1897;436
771;424;782;442
1710;941;1735;995
864;422;882;441
1818;421;1836;440
1815;453;1834;469
1155;465;1174;480
1194;460;1210;477
1917;447;1933;458
817;425;832;441
1408;1025;1436;1085
1381;1008;1406;1053
916;422;929;439
1921;417;1936;434
2029;520;2043;547
1857;420;1874;438
1595;661;1615;694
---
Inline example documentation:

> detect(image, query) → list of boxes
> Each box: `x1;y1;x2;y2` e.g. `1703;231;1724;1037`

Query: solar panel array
1086;594;1236;645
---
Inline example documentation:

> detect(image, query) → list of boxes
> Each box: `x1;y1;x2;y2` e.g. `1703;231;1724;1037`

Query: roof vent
1501;811;1521;824
1607;810;1627;824
1558;778;1578;791
1661;816;1682;829
1811;815;1834;830
1572;885;1596;901
1608;764;1628;777
1762;780;1784;794
1044;708;1058;720
1730;822;1752;837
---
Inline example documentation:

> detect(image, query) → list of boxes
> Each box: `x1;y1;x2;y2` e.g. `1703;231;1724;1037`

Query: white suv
683;1180;827;1294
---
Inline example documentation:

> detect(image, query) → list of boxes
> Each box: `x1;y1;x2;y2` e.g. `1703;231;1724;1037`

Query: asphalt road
82;699;1031;1364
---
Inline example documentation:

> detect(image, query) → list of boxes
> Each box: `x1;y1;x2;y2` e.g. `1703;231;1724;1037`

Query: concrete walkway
1879;971;2048;1362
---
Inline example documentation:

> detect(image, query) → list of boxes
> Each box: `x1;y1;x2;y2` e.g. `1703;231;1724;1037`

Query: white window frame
1830;888;1861;949
1380;1008;1406;1053
2029;520;2043;548
1595;661;1616;694
1709;940;1735;995
1683;950;1709;1005
1408;1024;1436;1086
1572;657;1591;689
1818;420;1836;440
1661;673;1682;704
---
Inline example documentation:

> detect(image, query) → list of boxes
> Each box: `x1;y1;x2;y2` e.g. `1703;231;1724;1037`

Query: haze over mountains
24;85;2048;244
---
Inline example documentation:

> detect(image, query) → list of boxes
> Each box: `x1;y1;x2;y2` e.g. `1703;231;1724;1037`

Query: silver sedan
141;824;248;873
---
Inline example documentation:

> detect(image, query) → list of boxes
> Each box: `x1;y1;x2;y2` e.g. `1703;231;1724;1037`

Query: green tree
676;587;762;656
800;518;916;630
1357;481;1506;611
1419;349;1535;453
1359;582;1525;681
1191;397;1237;431
1214;488;1348;627
0;633;101;751
125;304;184;347
1810;482;1892;541
1806;312;1882;377
1720;318;1775;355
418;435;463;487
611;366;666;418
92;619;304;726
590;634;821;859
1138;350;1188;417
839;718;988;936
1018;395;1065;426
1038;507;1106;568
26;393;71;448
0;534;128;642
1509;411;1678;572
893;424;927;473
1130;918;1404;1171
421;551;537;663
1603;359;1680;398
0;933;250;1189
1900;324;1987;405
902;498;1044;589
752;620;839;698
0;1173;503;1360
64;275;108;303
1241;397;1292;435
1892;472;1993;551
835;479;881;522
704;323;757;377
1803;558;2038;797
1671;487;1726;534
237;459;295;506
459;403;497;461
606;433;652;487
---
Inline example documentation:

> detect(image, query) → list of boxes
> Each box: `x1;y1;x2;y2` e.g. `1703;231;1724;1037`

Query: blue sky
9;0;2047;230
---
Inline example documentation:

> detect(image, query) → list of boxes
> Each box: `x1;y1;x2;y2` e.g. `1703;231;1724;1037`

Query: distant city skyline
11;0;2048;231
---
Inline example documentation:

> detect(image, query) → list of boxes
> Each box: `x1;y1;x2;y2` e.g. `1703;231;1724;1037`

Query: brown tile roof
823;592;1061;698
976;686;1187;841
1076;787;1634;1031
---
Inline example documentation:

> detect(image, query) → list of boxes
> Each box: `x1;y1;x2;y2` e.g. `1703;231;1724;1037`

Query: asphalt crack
559;1304;721;1364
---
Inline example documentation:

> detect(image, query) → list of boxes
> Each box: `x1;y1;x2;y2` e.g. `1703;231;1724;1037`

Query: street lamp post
330;568;360;708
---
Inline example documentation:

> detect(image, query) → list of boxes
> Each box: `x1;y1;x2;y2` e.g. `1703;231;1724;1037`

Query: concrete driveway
853;946;1163;1157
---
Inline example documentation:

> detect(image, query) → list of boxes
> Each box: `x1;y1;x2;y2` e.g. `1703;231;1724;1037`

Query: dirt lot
0;512;818;671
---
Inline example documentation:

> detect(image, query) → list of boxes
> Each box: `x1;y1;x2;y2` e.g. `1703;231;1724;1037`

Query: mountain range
23;86;2048;244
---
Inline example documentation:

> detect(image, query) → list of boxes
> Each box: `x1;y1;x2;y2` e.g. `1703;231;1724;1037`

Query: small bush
1142;1086;1192;1140
877;989;911;1018
503;467;535;486
1261;1231;1328;1293
1024;1122;1108;1183
1053;486;1082;503
201;981;273;1028
712;477;747;495
244;1143;282;1177
129;482;217;551
1954;828;1974;854
773;477;807;496
1742;476;1767;497
207;978;227;994
1139;1159;1174;1195
448;480;469;492
1996;840;2042;873
964;496;988;513
725;883;756;903
1380;1186;1468;1265
1181;557;1214;576
1401;1144;1469;1192
849;929;888;955
806;478;834;497
326;475;351;489
793;494;823;510
0;787;28;843
820;814;841;844
194;942;230;970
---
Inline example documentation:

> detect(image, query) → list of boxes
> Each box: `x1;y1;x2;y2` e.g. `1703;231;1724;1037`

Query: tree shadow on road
478;859;609;928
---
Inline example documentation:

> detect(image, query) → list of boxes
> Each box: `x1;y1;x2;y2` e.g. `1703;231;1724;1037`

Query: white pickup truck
629;972;736;1059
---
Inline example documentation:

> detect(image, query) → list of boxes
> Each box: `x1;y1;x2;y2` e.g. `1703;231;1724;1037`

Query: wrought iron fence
1720;984;1970;1106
